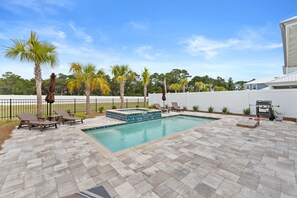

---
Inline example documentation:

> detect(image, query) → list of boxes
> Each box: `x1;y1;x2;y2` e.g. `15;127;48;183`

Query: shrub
183;106;187;111
243;108;251;115
193;106;199;111
66;109;71;114
208;106;214;113
98;106;104;113
222;107;229;114
147;105;155;109
112;105;117;109
74;113;88;119
135;105;139;108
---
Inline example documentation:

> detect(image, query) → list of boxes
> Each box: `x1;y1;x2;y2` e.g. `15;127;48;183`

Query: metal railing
0;98;149;119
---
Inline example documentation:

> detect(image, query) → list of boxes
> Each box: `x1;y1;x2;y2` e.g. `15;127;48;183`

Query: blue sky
0;0;296;81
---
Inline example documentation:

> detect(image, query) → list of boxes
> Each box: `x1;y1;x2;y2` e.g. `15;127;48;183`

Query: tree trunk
34;63;43;118
183;85;185;93
85;89;91;114
143;85;147;107
120;81;125;108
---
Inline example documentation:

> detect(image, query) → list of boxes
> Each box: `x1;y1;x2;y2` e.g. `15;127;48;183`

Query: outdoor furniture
48;115;63;123
154;103;170;113
54;109;84;124
17;113;58;131
171;102;183;112
236;117;260;128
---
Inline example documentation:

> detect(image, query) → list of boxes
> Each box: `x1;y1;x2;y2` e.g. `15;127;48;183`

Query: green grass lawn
0;101;148;119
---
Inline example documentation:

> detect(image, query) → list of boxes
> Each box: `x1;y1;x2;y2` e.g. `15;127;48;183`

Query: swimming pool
83;115;215;152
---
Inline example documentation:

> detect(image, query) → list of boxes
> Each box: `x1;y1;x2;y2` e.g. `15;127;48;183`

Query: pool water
84;115;214;152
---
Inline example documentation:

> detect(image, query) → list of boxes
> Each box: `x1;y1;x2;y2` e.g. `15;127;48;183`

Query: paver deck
0;112;297;198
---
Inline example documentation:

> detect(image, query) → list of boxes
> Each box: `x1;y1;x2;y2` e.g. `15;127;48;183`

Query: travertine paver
0;112;297;198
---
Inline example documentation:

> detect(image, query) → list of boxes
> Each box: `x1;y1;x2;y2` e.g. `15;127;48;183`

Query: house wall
149;89;297;118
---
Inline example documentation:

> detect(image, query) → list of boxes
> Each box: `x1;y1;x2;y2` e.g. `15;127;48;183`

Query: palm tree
68;63;110;114
180;78;188;93
141;67;150;107
4;31;58;118
169;83;181;93
195;81;205;92
111;64;135;108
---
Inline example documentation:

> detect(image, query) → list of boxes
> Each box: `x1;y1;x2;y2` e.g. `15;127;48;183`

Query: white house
266;71;297;89
245;16;297;90
245;78;276;90
280;16;297;74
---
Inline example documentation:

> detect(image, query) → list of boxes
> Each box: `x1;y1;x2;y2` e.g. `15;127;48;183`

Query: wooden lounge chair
54;109;84;124
236;117;260;128
171;102;183;112
154;103;170;113
17;113;58;131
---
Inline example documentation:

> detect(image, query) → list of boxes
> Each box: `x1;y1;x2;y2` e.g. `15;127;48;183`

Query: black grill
256;100;272;117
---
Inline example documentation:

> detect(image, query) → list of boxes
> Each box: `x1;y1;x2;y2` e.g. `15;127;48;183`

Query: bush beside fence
149;89;297;119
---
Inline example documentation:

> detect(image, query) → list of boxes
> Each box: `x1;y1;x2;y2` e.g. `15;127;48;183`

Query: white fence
0;95;146;104
149;89;297;118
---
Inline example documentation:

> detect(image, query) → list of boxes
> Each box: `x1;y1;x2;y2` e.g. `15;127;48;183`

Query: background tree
235;81;247;90
4;31;58;118
111;64;135;108
68;63;110;114
214;86;226;91
195;81;205;92
0;72;35;94
165;69;191;85
148;72;164;93
124;72;142;96
226;77;235;90
142;67;150;107
169;83;181;93
180;78;188;93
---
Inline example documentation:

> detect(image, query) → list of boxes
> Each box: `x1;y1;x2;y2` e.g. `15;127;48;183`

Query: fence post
95;98;98;112
9;99;12;119
126;98;128;108
74;99;76;114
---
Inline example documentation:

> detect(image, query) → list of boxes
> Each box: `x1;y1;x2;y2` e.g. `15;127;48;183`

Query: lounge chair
54;109;84;124
171;102;183;112
236;117;260;128
17;113;58;131
154;103;170;113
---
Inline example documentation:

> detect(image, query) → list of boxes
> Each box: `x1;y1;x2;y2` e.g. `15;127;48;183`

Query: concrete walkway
0;112;296;198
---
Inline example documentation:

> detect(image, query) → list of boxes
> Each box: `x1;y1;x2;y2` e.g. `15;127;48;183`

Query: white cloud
183;28;282;59
128;21;148;30
33;27;67;39
0;0;74;15
0;32;9;40
135;45;162;60
69;23;93;43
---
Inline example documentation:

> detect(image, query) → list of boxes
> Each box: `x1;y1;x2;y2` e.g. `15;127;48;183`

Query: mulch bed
0;120;18;150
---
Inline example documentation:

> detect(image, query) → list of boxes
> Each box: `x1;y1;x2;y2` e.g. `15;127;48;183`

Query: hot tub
106;108;161;123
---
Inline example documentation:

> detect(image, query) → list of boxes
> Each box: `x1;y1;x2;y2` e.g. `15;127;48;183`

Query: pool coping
106;108;161;115
75;113;221;158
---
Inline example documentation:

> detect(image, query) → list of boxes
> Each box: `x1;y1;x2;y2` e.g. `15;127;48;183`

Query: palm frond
142;67;150;86
67;79;82;93
69;63;82;76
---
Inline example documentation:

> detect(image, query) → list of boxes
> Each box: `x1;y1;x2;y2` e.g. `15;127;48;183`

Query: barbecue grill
256;100;272;117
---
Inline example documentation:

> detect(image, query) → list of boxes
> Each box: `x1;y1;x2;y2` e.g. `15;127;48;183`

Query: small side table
48;115;62;124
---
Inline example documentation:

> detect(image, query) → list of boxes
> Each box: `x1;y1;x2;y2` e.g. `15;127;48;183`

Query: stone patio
0;112;297;198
